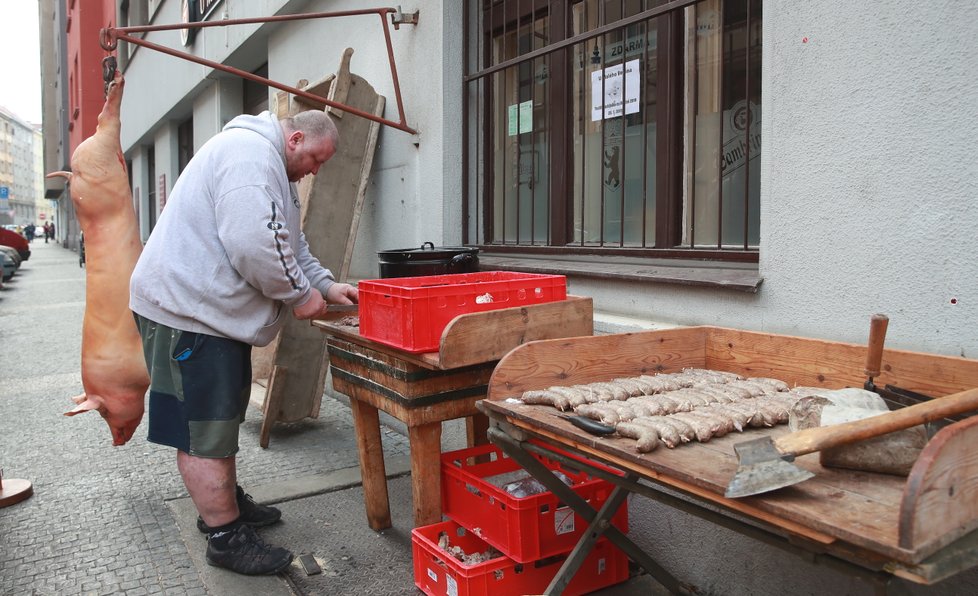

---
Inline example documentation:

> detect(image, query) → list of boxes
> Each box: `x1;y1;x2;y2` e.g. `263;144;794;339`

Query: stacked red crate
411;443;630;595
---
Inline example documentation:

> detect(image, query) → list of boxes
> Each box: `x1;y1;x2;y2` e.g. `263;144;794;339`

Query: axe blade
725;436;815;498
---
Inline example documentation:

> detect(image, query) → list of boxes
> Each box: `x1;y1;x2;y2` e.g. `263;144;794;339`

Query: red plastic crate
358;271;567;353
412;520;629;596
441;443;629;564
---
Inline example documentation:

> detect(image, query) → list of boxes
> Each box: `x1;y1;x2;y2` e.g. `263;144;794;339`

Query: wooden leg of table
408;422;443;528
465;412;490;447
349;397;391;530
259;365;287;449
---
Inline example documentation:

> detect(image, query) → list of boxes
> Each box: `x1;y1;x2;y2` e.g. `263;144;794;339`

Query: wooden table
479;326;978;593
312;295;593;529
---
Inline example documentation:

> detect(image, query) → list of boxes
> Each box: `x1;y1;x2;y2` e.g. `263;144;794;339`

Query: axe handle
776;387;978;457
864;313;889;378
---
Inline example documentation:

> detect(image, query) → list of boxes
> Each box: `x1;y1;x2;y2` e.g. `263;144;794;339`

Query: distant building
0;106;41;226
40;0;113;249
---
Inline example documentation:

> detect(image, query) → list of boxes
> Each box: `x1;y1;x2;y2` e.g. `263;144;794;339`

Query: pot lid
378;242;480;260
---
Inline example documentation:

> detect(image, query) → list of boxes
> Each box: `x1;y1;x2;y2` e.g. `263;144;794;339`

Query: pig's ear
64;394;104;416
46;171;72;181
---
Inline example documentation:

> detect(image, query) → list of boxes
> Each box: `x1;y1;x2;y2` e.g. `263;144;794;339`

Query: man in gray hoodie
130;109;356;575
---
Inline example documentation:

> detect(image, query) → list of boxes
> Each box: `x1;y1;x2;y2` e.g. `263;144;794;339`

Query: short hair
283;110;339;147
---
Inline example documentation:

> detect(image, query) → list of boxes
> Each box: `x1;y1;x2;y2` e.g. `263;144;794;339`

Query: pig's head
66;393;143;446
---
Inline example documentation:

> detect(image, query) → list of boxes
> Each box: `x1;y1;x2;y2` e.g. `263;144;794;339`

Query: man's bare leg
177;450;239;527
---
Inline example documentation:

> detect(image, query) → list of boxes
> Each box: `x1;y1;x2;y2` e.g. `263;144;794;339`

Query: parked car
0;244;21;269
0;227;30;261
1;251;15;282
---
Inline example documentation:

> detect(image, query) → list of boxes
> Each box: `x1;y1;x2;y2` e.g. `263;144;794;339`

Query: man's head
281;110;339;182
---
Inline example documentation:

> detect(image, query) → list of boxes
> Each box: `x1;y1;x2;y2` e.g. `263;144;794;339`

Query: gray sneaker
205;525;293;575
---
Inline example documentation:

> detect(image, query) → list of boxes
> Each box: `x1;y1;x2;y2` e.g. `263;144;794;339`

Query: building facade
41;0;115;249
99;0;977;360
0;107;42;227
41;1;978;592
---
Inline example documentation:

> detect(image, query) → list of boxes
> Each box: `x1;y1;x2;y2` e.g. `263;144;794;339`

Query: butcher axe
725;386;978;498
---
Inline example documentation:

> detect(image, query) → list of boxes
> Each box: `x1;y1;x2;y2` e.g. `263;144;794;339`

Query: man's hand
293;291;327;320
325;282;358;305
292;283;359;321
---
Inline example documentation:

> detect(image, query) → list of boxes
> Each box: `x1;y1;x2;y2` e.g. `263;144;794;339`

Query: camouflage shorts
134;314;252;458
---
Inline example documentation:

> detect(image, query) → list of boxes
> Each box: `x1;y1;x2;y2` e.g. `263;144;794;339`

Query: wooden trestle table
479;326;978;594
312;295;593;529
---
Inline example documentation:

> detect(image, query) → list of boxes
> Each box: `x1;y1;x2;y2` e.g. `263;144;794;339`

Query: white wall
758;0;978;357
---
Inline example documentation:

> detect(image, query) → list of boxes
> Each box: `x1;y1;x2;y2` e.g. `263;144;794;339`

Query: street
0;240;415;594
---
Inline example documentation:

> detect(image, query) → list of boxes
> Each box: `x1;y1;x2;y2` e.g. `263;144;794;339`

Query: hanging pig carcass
47;69;150;445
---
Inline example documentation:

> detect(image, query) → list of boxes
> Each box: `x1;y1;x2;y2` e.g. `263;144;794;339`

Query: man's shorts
134;314;252;458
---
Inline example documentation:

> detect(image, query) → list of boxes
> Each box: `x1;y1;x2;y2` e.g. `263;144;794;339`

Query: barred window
464;0;761;261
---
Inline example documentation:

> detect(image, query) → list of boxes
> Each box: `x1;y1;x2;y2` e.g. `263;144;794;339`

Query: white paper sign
508;101;534;136
554;506;576;535
591;59;641;121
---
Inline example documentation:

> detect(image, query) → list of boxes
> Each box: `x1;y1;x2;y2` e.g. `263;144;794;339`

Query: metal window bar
641;11;650;247
743;0;754;251
516;13;523;244
687;3;698;248
616;0;626;249
99;8;417;135
470;0;757;256
463;2;471;245
466;0;699;83
475;0;706;250
517;4;524;244
599;18;607;248
501;3;508;243
533;51;554;245
483;33;493;246
578;3;590;246
716;0;727;250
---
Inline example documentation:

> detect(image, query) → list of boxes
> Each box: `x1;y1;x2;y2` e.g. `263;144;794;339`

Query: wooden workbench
479;326;978;591
312;295;593;529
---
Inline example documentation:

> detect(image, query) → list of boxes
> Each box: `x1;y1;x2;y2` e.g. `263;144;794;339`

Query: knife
561;415;616;436
327;303;359;313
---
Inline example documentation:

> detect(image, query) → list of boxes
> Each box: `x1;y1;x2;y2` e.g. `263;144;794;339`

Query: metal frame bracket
98;7;418;135
391;6;419;29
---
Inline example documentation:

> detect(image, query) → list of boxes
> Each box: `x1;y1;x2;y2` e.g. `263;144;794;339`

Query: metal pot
377;242;480;278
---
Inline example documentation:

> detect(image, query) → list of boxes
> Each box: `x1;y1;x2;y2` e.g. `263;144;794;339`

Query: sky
0;1;43;123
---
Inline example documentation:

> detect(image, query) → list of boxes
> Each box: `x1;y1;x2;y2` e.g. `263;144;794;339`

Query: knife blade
327;304;359;313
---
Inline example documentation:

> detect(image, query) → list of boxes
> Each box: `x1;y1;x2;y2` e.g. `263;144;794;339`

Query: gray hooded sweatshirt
130;112;335;347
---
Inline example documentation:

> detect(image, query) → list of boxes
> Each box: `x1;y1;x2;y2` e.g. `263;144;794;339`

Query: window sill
478;254;763;293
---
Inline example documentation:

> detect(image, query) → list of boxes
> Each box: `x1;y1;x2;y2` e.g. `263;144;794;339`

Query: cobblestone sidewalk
0;241;411;595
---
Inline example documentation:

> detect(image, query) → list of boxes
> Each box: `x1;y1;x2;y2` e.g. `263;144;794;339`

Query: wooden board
486;325;978;400
480;326;978;570
900;416;978;556
313;295;593;371
438;295;593;368
256;49;385;436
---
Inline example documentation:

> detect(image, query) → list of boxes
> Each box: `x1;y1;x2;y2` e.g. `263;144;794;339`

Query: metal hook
99;27;118;51
102;56;117;97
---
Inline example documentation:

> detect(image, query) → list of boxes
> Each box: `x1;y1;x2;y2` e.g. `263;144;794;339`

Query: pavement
0;240;665;595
